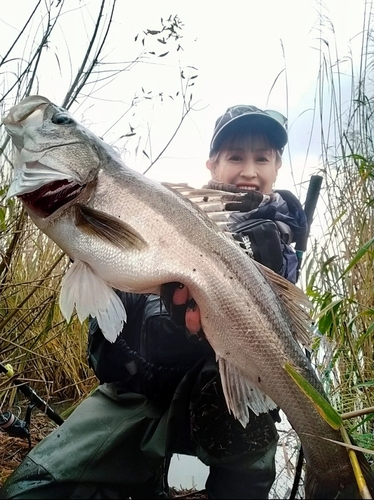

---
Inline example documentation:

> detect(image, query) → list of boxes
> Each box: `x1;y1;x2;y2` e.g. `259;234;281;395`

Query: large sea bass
2;96;373;499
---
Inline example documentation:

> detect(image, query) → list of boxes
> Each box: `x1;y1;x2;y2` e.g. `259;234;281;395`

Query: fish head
2;95;104;220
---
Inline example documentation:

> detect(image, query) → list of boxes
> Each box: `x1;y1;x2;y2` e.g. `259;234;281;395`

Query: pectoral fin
59;260;127;342
75;204;147;251
217;356;277;427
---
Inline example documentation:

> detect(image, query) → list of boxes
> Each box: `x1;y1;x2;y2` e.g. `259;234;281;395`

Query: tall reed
0;0;197;409
305;1;374;447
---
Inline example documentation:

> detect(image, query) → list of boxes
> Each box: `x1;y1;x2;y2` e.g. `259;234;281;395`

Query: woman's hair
209;129;283;163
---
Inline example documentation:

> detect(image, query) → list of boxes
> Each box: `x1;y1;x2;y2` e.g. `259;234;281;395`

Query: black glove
224;190;270;212
204;180;272;212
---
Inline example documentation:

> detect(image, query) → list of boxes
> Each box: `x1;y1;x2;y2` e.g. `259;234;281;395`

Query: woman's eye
229;155;242;162
257;157;269;162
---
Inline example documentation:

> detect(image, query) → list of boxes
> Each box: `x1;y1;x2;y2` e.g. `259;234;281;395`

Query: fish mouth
19;179;85;218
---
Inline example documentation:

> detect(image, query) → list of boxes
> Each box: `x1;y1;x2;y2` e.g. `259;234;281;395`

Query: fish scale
3;95;374;499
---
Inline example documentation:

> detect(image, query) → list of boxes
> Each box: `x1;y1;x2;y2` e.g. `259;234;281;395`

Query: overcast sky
0;0;367;201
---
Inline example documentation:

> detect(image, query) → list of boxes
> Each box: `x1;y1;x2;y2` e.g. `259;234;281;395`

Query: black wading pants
0;362;278;500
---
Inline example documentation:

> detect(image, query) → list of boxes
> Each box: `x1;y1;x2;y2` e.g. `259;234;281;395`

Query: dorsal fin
255;262;312;348
162;182;245;235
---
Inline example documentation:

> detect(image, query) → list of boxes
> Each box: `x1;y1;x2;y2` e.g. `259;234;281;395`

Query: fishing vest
229;190;307;284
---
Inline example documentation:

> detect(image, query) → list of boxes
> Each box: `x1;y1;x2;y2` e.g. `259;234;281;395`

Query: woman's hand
172;284;202;335
160;283;203;338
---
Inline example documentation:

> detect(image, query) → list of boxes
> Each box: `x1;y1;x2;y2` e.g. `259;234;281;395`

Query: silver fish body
2;96;373;499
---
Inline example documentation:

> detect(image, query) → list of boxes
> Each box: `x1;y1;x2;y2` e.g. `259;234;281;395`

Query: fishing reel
0;404;34;448
0;361;64;449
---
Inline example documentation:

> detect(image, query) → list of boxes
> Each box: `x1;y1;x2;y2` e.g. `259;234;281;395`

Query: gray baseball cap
209;104;288;156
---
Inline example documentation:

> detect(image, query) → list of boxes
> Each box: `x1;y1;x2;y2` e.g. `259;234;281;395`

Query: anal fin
217;356;277;428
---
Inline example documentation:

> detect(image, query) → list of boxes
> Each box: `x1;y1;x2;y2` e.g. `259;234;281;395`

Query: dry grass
170;488;208;499
303;1;374;437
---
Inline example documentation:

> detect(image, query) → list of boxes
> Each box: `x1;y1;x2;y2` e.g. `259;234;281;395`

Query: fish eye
52;113;74;125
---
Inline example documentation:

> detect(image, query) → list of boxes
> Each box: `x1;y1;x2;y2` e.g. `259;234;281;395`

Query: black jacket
88;293;212;399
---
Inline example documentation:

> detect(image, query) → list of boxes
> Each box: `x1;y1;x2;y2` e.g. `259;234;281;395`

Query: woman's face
207;134;281;194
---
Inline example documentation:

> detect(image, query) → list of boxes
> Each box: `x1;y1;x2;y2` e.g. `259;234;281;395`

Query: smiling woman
3;93;371;500
1;1;374;499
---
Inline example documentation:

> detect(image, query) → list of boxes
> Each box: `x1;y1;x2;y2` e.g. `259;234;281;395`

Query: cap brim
210;112;288;154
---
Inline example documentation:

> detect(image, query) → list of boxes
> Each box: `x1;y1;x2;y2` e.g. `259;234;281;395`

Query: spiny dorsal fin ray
163;182;245;213
75;204;147;251
163;182;246;234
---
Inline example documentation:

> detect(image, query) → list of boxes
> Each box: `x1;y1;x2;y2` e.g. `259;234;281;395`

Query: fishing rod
298;174;323;253
293;174;323;282
0;361;64;447
290;174;323;500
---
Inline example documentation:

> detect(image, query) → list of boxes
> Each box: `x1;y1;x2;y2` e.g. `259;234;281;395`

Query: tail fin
305;450;374;499
355;450;374;499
